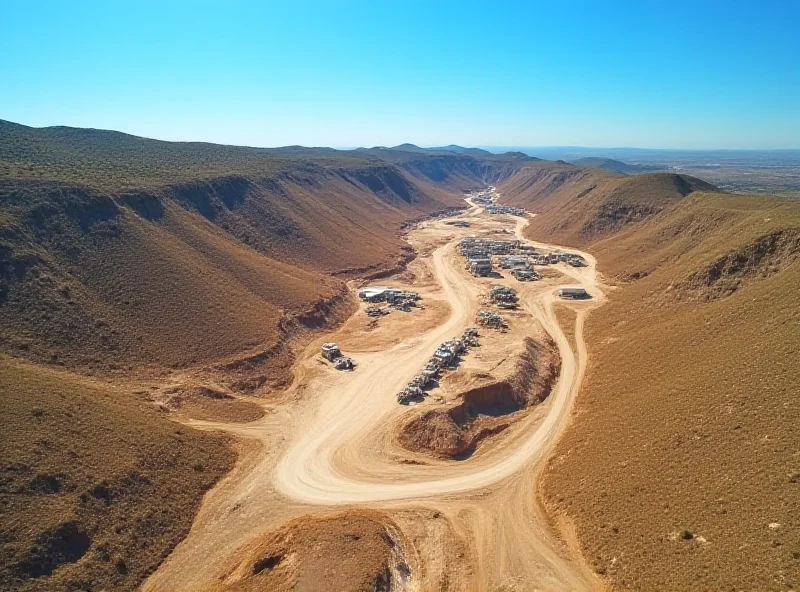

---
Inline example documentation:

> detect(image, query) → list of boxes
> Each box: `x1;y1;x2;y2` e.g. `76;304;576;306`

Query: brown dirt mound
396;337;559;459
216;510;410;592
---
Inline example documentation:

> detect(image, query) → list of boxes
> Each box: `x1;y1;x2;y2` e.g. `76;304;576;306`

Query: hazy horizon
7;119;800;156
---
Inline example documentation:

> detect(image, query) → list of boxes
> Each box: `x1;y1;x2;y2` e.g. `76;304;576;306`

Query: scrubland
502;165;800;591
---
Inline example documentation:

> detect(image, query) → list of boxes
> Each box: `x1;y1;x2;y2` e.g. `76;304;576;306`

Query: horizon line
4;119;800;153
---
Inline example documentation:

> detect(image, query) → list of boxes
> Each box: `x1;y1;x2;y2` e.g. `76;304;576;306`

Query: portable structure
557;287;590;299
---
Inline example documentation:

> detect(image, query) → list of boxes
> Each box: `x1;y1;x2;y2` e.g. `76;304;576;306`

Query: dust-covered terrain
4;124;799;592
143;196;606;592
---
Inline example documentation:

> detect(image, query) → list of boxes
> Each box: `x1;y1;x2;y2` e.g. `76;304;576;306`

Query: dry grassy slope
0;182;344;370
499;165;800;590
0;122;535;592
0;356;234;592
1;123;527;372
500;162;716;247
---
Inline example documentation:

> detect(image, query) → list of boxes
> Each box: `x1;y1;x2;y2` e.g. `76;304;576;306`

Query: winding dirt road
143;198;605;591
274;215;600;504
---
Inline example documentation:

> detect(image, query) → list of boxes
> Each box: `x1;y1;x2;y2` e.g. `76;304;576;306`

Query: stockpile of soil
396;337;559;459
217;510;410;592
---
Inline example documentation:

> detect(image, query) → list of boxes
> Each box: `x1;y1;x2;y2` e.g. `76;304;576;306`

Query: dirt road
144;199;605;591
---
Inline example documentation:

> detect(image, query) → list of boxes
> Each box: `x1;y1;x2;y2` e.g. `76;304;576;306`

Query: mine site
140;187;605;591
4;4;799;592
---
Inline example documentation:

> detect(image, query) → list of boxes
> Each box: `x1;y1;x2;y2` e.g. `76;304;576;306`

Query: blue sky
2;0;799;149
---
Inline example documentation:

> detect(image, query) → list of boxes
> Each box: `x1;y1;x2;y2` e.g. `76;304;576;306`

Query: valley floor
143;199;608;591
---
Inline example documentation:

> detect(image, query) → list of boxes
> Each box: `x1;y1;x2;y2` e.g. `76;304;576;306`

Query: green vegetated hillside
499;165;800;591
0;120;535;592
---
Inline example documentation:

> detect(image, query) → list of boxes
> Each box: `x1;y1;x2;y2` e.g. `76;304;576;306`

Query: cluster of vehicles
466;186;497;206
489;286;519;309
396;327;480;405
485;204;526;216
529;252;587;267
477;310;507;329
320;342;355;370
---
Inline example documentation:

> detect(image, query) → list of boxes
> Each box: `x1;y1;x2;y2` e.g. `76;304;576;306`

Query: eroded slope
497;166;800;590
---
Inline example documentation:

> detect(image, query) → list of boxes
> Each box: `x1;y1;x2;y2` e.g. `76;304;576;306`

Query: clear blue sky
2;0;799;149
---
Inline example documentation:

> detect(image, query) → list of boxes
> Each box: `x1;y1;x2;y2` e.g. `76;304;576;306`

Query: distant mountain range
428;144;495;157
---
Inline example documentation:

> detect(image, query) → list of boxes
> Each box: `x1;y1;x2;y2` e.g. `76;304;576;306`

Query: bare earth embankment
396;336;559;459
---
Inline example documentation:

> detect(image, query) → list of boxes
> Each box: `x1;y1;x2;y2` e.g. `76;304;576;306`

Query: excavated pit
396;337;560;459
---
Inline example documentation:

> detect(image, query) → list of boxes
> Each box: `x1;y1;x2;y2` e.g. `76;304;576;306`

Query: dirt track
143;198;607;591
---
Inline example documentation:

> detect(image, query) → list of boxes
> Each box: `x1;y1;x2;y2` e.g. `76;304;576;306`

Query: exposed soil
676;228;800;301
144;200;605;592
154;385;265;423
552;305;578;353
214;510;410;592
396;337;559;458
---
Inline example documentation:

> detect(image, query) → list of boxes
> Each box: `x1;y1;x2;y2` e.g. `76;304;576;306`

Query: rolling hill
0;120;532;591
1;120;536;374
429;144;495;157
569;156;665;175
497;164;800;591
3;120;798;591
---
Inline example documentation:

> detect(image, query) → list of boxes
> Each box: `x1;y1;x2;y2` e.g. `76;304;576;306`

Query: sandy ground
142;195;608;592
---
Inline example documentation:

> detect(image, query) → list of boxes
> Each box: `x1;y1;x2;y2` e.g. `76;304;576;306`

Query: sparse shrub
89;480;113;503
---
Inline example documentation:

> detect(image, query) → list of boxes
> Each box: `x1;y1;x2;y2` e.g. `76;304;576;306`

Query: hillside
500;161;717;246
1;121;532;374
0;356;235;592
498;167;800;590
0;121;531;591
569;156;664;175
